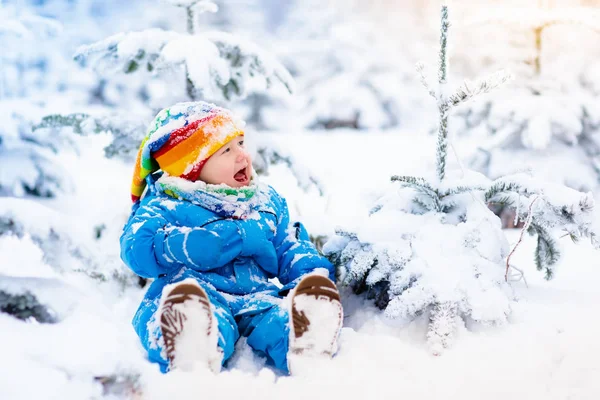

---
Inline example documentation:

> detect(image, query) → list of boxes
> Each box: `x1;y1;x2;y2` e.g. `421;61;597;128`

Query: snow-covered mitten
287;274;343;373
159;279;223;372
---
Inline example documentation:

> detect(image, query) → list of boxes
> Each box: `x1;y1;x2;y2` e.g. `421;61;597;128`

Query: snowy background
2;0;600;399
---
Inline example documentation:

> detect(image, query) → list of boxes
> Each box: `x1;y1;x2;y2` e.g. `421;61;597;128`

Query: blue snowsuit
120;174;334;373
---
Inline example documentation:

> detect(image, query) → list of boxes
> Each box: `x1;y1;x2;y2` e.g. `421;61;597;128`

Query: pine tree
73;0;293;105
324;2;599;355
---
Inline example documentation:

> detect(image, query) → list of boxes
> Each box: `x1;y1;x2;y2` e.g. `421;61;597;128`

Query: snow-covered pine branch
32;113;147;162
205;31;295;100
0;197;140;287
486;172;598;278
0;287;57;324
73;27;294;103
446;70;512;109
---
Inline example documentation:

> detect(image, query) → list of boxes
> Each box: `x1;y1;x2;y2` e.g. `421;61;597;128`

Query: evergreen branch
32;113;91;135
391;176;435;192
391;175;441;211
530;222;560;280
446;70;512;109
488;196;516;208
485;179;540;203
0;290;57;323
438;185;489;198
413;197;433;213
416;62;436;99
32;113;145;161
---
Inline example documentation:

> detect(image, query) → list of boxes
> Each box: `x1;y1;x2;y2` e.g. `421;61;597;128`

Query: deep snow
2;131;600;400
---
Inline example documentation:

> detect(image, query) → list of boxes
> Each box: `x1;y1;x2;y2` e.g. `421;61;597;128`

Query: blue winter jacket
120;174;334;298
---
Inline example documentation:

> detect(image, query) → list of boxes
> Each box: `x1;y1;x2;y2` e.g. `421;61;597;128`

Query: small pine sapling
324;2;599;355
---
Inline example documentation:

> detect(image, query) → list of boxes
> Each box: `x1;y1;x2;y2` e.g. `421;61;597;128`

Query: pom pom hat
131;101;244;202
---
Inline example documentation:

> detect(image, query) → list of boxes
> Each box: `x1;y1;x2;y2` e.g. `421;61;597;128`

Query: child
120;101;343;374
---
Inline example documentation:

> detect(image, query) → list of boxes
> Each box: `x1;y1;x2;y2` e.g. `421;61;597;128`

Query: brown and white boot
288;274;343;374
158;279;222;373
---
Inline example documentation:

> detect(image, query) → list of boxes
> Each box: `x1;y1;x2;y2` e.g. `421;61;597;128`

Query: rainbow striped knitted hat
131;101;244;202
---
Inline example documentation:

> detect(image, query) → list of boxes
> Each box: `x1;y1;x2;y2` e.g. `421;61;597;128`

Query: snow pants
133;274;291;374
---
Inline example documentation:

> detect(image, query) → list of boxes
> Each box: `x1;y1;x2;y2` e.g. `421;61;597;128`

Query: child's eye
223;147;230;154
238;140;244;146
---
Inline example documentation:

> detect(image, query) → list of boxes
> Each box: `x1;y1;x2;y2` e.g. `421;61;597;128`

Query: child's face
199;135;252;187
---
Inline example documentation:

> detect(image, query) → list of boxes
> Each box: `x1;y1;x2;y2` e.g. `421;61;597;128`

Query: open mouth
234;165;249;184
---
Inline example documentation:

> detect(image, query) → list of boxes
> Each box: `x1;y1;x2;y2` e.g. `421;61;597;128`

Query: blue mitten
236;219;278;273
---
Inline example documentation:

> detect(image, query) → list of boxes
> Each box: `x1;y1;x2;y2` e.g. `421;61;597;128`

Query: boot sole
289;275;343;359
159;280;219;372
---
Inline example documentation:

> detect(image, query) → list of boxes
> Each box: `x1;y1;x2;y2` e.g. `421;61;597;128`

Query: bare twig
506;264;529;288
505;195;539;282
416;62;437;99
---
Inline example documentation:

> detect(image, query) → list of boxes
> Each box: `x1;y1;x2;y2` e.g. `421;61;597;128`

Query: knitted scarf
156;174;261;219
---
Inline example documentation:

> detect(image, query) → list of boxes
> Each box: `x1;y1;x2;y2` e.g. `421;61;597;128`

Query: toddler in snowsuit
120;101;343;374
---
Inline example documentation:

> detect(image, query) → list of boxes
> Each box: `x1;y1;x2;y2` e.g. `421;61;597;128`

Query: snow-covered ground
2;131;600;399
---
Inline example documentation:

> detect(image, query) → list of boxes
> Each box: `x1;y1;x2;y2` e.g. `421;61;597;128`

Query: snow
3;1;600;399
3;131;600;399
141;238;600;400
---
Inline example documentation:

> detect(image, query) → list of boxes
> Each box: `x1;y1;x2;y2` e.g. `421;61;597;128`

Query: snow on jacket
119;174;334;297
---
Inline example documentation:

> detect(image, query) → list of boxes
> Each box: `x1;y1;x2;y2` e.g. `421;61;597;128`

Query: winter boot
288;274;343;373
158;279;222;372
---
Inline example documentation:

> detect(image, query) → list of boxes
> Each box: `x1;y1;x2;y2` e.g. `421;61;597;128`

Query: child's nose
235;147;249;162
